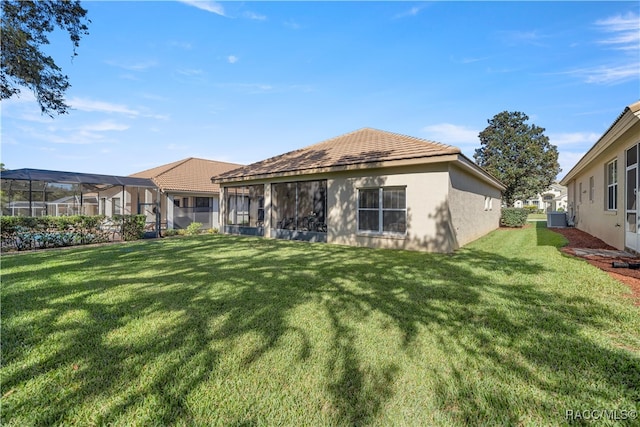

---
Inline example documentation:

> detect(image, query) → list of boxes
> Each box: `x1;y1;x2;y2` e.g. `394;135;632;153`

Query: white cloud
244;11;267;21
393;5;425;19
178;0;225;16
422;123;480;145
105;59;158;71
561;62;640;85
595;12;640;51
177;68;205;76
227;55;239;64
82;120;130;132
68;97;140;116
548;132;600;147
284;20;301;30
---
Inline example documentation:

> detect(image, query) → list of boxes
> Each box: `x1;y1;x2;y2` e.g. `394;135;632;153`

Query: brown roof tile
131;157;243;193
215;128;461;180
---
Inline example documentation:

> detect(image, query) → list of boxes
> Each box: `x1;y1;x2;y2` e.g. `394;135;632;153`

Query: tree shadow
2;232;638;425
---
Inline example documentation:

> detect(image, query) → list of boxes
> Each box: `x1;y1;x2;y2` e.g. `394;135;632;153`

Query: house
212;128;505;253
128;157;243;230
560;100;640;251
1;168;156;219
514;183;567;212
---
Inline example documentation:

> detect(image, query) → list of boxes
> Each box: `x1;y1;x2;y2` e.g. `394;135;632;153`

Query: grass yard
1;223;639;426
527;213;548;220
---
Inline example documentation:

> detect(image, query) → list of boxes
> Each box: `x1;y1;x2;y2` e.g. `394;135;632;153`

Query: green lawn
527;213;548;220
2;223;639;426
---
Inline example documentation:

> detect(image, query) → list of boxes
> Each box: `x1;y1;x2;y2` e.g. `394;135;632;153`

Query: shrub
1;215;110;251
522;205;539;214
163;229;178;237
501;208;529;228
206;228;219;234
185;222;203;236
114;215;146;241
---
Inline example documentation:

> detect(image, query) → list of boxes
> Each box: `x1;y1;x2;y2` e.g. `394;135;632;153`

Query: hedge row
500;208;529;228
0;215;147;251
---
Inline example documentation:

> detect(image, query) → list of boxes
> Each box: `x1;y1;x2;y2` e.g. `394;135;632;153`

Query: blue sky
2;1;639;179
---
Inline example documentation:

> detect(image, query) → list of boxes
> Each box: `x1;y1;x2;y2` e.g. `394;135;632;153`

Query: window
484;196;493;211
579;182;582;203
112;197;121;215
589;176;594;202
271;181;327;232
226;185;265;227
173;198;180;207
195;197;210;208
358;187;406;234
607;159;617;210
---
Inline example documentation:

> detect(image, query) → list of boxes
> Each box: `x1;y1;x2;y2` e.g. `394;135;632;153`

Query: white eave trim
560;101;640;185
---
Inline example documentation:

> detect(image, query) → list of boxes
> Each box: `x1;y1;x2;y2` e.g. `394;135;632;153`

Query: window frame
357;186;407;235
606;159;618;211
589;176;594;202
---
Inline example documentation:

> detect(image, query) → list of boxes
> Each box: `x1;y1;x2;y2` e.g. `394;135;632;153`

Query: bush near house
0;215;147;251
185;222;203;236
500;208;529;227
114;215;146;241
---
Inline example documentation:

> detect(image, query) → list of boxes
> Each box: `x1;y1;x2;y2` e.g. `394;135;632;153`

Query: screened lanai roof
1;168;156;189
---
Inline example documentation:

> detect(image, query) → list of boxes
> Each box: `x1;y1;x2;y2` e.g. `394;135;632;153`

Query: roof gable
215;128;461;180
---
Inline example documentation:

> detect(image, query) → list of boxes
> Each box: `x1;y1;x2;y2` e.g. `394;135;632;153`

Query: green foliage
522;205;540;214
115;214;146;241
0;215;109;251
163;229;179;237
1;1;90;116
500;208;529;227
185;222;203;236
474;111;561;207
0;214;147;250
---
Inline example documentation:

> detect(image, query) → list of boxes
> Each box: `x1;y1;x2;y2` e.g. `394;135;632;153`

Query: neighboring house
514;183;567;212
1;168;156;219
128;157;243;230
213;128;505;253
560;100;640;251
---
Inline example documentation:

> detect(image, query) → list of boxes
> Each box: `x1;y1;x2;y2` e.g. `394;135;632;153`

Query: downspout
156;187;161;237
29;179;33;217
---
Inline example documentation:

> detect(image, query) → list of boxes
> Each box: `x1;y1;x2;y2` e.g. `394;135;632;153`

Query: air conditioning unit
547;212;567;228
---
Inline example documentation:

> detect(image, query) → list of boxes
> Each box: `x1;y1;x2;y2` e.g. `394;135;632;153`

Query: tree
474;111;560;207
1;1;89;116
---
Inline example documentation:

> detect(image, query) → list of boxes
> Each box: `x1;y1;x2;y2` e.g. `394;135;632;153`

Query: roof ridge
154;157;194;178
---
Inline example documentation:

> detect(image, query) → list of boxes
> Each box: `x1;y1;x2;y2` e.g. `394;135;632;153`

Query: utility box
547;211;567;228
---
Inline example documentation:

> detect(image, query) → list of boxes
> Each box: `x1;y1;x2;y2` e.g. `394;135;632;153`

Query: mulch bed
550;227;640;306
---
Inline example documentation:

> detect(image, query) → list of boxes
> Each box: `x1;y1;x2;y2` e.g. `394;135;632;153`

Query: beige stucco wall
221;161;503;253
448;164;503;247
564;120;640;250
326;164;455;252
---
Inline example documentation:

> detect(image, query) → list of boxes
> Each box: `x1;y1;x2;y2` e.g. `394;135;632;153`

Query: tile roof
215;128;461;180
131;157;243;193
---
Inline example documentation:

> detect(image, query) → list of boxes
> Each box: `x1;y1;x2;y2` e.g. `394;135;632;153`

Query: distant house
213;128;505;253
560;101;640;251
128;157;244;230
514;183;567;212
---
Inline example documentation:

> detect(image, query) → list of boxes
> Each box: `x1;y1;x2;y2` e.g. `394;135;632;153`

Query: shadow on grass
1;232;638;425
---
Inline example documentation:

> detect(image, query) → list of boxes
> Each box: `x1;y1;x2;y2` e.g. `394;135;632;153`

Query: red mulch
550;227;640;306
